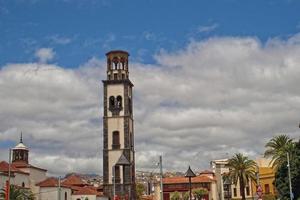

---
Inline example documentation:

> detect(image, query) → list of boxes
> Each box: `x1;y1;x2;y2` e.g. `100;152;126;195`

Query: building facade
254;158;277;198
102;50;136;199
154;171;217;200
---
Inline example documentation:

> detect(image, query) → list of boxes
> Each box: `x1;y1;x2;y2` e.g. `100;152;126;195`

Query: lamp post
185;166;196;200
287;152;293;200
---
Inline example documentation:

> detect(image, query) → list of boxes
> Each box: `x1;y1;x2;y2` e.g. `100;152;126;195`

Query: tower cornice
102;79;134;87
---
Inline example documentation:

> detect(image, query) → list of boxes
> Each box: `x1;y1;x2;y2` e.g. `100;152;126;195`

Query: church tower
12;133;29;164
102;50;136;200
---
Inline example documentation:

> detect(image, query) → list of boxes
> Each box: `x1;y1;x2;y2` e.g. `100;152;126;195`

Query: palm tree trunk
239;176;246;200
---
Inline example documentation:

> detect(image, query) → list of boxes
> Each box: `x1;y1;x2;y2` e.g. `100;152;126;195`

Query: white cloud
1;34;300;176
35;48;55;63
197;23;219;33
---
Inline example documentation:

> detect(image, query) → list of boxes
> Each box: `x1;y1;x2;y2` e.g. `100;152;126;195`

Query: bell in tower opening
102;50;136;200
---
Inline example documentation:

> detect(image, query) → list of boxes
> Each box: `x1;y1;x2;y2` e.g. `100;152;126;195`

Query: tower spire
20;132;23;143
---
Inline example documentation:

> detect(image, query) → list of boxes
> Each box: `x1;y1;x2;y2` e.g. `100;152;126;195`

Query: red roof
62;175;88;186
163;174;216;184
200;170;214;174
0;161;29;175
12;161;47;172
73;187;103;196
36;177;70;188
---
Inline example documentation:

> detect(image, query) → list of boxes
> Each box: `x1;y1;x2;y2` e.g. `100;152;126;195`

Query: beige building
211;158;255;200
154;170;218;200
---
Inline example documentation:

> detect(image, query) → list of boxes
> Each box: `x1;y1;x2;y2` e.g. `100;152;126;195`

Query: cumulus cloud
35;48;55;63
1;34;300;176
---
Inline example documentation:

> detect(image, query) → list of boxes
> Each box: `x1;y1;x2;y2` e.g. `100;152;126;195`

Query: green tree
274;139;300;200
0;185;35;200
136;183;145;200
192;188;208;200
262;194;276;200
264;134;294;168
183;192;190;200
228;153;257;200
170;191;181;200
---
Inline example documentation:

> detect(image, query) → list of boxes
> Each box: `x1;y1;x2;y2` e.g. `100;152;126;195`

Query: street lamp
185;166;196;200
287;152;293;200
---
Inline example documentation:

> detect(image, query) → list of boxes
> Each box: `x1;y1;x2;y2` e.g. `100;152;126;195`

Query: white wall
0;173;30;189
39;187;72;200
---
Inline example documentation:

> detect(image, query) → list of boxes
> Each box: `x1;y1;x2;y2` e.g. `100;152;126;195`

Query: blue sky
1;0;300;67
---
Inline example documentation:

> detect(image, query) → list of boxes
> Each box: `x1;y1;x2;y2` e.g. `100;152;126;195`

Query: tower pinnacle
20;131;23;143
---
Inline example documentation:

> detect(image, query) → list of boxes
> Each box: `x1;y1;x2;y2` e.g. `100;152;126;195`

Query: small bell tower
102;50;136;200
12;132;29;164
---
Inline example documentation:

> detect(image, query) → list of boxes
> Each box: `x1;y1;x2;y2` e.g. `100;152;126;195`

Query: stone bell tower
102;50;136;200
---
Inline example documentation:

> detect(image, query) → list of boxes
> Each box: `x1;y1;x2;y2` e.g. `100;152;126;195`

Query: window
114;73;118;80
115;166;120;183
113;57;118;70
65;192;67;200
265;184;270;194
246;186;250;196
122;74;125;79
112;131;120;149
233;188;237;197
116;96;122;108
22;182;25;187
109;96;115;109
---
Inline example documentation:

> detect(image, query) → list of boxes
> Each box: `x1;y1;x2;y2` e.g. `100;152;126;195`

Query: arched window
116;96;122;108
120;57;126;70
65;192;67;200
22;182;25;187
109;96;115;109
112;57;118;70
112;131;120;149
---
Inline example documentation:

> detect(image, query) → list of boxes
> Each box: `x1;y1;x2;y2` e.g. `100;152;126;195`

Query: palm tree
264;134;294;169
0;185;35;200
228;153;257;200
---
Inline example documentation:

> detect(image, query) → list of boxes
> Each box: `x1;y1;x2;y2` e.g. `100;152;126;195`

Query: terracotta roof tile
163;175;216;184
62;175;88;186
0;161;29;175
36;177;70;188
73;187;103;196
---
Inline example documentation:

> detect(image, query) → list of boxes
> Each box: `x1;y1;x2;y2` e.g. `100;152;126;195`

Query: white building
0;135;108;200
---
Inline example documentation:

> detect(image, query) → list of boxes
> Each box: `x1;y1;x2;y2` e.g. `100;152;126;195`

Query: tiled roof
12;161;47;172
200;170;214;174
0;161;29;175
62;175;88;186
163;174;216;184
73;187;103;196
36;177;70;188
